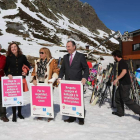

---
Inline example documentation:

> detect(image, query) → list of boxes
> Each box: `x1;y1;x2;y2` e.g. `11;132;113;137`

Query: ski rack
90;63;115;107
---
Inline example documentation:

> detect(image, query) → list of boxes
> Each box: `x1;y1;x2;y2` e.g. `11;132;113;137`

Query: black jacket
4;54;30;76
59;52;89;81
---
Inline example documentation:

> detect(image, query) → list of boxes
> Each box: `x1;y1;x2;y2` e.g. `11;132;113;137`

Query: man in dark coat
57;41;89;125
0;44;9;122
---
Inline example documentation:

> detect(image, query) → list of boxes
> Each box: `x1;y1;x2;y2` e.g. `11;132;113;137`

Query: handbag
22;65;30;92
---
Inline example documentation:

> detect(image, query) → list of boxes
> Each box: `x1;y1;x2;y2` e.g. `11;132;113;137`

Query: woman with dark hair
4;42;30;122
31;47;59;122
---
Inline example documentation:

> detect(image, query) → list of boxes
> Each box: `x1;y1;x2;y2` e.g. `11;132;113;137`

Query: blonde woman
31;47;59;121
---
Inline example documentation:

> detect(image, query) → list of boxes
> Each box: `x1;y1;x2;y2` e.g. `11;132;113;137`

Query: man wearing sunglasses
0;44;9;122
57;41;89;125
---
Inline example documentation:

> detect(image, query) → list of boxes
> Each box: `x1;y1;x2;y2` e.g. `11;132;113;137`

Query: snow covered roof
129;29;140;36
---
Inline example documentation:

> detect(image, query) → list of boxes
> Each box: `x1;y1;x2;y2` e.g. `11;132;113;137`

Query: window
133;43;140;51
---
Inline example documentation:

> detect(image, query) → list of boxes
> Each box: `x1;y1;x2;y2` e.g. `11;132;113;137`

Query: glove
48;77;56;84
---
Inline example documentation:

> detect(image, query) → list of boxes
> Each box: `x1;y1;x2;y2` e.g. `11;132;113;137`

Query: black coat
59;51;89;81
4;54;30;76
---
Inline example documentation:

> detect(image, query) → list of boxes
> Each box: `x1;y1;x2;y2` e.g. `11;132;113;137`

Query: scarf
37;58;48;78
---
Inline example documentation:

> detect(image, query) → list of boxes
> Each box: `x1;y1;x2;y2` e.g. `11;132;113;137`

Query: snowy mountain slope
0;0;119;58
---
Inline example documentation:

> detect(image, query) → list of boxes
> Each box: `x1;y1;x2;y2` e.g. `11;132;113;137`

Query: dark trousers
115;84;140;115
12;106;22;116
0;81;6;117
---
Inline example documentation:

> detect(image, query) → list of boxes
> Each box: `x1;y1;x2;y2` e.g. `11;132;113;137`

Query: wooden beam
123;54;140;60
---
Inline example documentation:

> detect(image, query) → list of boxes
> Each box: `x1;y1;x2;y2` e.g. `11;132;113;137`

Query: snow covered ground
1;56;140;140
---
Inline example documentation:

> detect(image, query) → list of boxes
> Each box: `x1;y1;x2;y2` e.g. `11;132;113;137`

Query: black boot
12;107;17;122
18;106;24;119
78;118;84;125
64;117;76;123
112;112;124;117
79;120;84;125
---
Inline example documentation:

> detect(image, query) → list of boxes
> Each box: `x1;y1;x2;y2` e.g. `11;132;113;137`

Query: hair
6;42;23;56
112;50;122;58
39;47;52;62
67;40;76;50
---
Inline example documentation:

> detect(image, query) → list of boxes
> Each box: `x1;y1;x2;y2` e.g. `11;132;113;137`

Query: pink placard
3;79;22;97
61;83;81;106
32;86;51;107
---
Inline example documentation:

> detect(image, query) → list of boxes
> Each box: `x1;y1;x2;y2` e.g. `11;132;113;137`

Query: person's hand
113;78;118;86
33;80;37;86
8;74;13;80
48;78;56;84
57;78;61;85
81;78;87;85
22;72;26;76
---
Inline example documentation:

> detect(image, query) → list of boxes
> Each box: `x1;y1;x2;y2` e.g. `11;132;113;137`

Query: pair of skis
111;62;118;108
98;63;114;107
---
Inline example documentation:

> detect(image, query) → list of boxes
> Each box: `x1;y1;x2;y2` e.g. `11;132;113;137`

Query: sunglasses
39;52;44;54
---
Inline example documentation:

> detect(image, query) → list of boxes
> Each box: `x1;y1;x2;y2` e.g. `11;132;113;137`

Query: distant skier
123;31;129;41
98;62;103;76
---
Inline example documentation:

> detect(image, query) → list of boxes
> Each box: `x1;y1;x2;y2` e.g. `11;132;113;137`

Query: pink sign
32;86;51;107
61;83;81;106
3;79;22;97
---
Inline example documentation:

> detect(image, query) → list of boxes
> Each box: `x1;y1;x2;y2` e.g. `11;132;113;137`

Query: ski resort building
121;29;140;71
